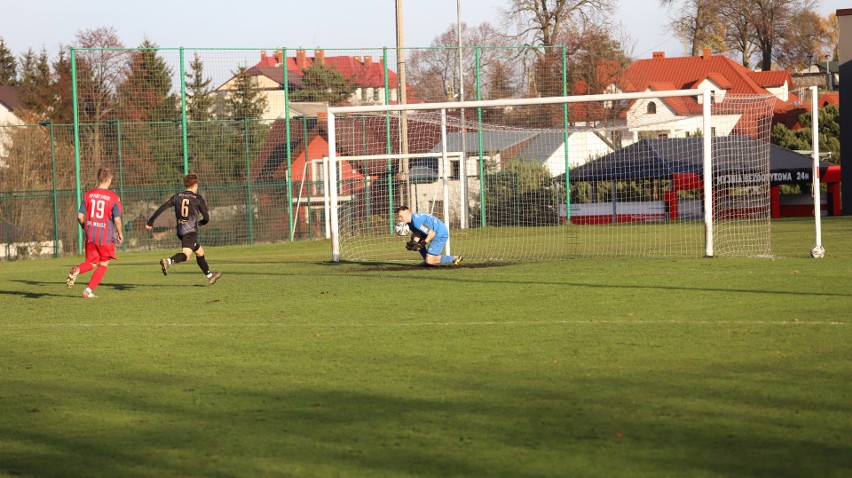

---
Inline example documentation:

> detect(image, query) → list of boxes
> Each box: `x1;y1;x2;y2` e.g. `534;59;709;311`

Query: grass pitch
1;217;851;477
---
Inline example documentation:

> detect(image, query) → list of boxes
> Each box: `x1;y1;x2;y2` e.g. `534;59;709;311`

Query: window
312;161;325;195
450;160;461;179
647;102;657;114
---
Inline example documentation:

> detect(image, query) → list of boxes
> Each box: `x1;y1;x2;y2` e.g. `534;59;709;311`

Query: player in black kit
145;174;222;284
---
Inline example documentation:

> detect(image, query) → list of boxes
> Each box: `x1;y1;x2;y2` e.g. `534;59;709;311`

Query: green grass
2;217;852;477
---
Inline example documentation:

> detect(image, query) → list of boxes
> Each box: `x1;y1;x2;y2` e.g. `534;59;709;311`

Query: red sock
87;265;108;291
77;262;94;274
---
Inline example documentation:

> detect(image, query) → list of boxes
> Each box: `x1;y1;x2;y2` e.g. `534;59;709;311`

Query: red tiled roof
621;53;776;96
245;51;423;103
819;92;839;107
704;73;733;89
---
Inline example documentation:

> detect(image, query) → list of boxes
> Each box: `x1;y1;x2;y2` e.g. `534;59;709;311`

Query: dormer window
647;102;657;114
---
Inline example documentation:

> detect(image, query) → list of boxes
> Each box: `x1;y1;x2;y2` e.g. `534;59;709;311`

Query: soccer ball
810;245;825;258
394;222;410;236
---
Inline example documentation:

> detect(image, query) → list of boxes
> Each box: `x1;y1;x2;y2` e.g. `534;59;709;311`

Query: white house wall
626;98;741;142
543;132;612;176
0;105;22;166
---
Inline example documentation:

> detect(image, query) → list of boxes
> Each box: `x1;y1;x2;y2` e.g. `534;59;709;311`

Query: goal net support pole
810;86;824;258
703;90;714;257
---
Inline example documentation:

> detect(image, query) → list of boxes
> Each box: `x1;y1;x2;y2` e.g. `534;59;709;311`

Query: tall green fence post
70;48;83;254
179;47;189;174
283;48;295;241
41;121;60;257
112;120;124;213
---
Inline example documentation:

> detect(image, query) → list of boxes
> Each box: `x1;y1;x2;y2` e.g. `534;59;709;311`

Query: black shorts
178;233;200;251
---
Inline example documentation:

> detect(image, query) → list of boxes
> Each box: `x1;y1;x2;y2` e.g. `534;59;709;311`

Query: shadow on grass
299;269;852;298
4;280;206;300
1;350;850;478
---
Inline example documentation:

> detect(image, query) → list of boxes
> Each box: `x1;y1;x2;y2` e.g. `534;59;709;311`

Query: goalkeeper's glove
406;234;428;251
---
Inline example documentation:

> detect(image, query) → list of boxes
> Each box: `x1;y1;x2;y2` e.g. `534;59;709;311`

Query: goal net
327;90;776;262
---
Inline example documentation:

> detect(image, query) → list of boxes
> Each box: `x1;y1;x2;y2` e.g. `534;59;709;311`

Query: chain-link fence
0;45;597;260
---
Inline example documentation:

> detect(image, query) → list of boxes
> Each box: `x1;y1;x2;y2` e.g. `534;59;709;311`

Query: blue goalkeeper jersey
409;212;448;239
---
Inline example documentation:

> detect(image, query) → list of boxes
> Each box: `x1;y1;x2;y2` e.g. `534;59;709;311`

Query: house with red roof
251;112;443;237
606;49;804;145
216;50;422;119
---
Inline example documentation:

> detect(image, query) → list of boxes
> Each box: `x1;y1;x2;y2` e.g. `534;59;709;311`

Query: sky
1;0;849;62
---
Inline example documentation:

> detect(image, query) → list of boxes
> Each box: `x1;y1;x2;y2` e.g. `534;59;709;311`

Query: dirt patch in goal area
346;262;514;272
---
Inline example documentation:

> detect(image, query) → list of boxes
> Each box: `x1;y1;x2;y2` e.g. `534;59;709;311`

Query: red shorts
85;242;117;263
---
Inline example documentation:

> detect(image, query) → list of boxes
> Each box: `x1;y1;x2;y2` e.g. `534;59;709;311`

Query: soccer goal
327;90;776;262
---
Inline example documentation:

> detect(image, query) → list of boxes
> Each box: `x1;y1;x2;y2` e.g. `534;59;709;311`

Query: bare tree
719;0;757;67
774;9;831;70
659;0;726;56
74;27;127;167
752;0;817;71
502;0;615;48
501;0;616;97
407;22;509;103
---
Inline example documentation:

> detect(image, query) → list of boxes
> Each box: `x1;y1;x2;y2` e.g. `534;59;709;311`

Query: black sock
171;252;187;264
196;255;211;276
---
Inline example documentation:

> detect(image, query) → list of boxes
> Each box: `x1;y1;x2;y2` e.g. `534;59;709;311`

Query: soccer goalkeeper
395;206;462;266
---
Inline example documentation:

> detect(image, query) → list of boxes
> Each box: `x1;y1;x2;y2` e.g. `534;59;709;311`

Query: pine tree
289;63;355;106
117;39;177;122
224;66;268;119
0;37;16;85
115;39;181;184
19;47;53;118
49;49;75;124
186;53;214;121
222;67;270;180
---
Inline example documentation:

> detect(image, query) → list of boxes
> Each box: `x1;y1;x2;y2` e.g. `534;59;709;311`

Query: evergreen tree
18;47;53;118
186;53;214;121
224;66;268;119
289;62;355;106
771;104;840;165
0;37;16;85
221;67;270;181
481;60;515;124
115;39;181;184
49;49;75;125
117;39;177;122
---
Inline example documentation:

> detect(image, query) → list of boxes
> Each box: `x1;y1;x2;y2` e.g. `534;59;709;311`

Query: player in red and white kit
66;167;124;298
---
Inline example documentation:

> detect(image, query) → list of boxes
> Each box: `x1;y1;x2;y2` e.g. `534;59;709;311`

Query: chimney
272;50;283;65
652;51;665;59
354;55;361;63
703;48;712;60
315;49;325;66
364;56;372;68
261;51;267;60
296;50;307;69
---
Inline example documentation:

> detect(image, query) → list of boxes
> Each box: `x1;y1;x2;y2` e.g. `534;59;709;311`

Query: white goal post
327;89;775;262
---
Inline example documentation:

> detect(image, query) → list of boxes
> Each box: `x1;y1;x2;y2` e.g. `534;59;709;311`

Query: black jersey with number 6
147;190;210;236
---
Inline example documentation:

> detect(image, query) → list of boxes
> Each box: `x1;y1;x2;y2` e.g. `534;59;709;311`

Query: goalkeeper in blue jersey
396;206;463;266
